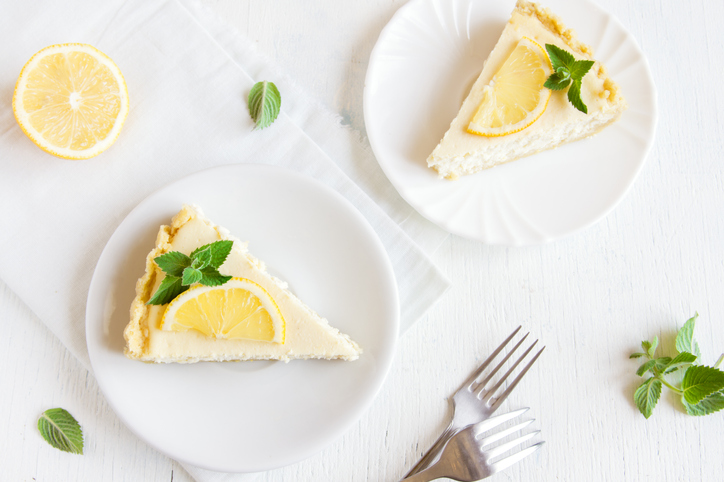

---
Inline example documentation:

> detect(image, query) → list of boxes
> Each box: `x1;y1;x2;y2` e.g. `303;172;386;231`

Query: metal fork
401;409;544;482
404;326;544;477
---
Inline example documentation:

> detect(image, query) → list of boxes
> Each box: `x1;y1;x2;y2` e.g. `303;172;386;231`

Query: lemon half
467;37;552;137
161;278;285;343
12;43;129;159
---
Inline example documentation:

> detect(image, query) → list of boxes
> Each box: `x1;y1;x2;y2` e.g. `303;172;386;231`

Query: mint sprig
544;44;594;114
248;80;281;129
630;313;724;417
38;408;84;454
149;276;185;306
147;240;233;305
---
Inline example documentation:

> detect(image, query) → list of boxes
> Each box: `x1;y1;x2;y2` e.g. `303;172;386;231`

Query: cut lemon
467;37;551;137
161;278;285;343
12;43;129;160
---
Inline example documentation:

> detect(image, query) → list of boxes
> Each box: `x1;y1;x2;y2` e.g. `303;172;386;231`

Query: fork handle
400;462;446;482
403;424;456;478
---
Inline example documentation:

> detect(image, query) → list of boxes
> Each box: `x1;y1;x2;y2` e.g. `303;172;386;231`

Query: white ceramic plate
364;0;657;244
86;164;399;473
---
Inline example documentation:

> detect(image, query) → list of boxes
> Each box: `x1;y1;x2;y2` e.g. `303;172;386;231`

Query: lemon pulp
12;43;129;159
467;37;551;137
160;278;285;343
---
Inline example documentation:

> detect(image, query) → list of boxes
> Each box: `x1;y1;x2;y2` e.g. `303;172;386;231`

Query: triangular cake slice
124;204;362;363
427;0;627;179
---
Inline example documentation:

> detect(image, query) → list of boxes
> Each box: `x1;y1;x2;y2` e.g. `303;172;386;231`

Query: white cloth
0;0;449;480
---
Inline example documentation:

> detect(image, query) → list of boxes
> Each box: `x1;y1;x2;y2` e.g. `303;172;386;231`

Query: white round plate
86;164;399;472
364;0;657;244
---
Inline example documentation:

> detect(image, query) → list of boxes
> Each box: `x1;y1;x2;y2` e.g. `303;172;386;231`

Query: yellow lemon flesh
12;43;129;160
161;278;285;343
467;37;551;137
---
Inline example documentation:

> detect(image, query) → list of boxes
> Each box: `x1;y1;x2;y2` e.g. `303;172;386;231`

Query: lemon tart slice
427;0;627;179
124;204;362;363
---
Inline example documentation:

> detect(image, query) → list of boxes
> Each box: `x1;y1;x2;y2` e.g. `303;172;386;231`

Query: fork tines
473;409;544;476
465;326;545;410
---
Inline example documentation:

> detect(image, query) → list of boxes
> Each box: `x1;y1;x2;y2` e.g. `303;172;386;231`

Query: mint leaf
637;359;657;377
670;351;698;365
147;276;185;305
641;340;652;353
545;44;576;71
654;357;672;373
681;365;724;405
248;80;281;129
154;251;191;277
648;336;659;358
198;266;233;287
634;378;662;419
182;267;203;285
569;60;595;81
208;240;233;268
629;352;646;359
567;80;587;114
191;249;212;270
676;313;701;357
682;390;724;416
38;408;84;454
190;240;233;269
554;66;571;82
664;352;697;374
543;73;571;91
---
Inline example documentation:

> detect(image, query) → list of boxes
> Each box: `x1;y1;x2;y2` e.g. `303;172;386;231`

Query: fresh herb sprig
544;44;594;114
630;313;724;418
38;408;84;454
248;80;281;129
147;240;233;305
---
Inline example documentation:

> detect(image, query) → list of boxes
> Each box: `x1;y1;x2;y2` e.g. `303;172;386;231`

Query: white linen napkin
0;0;449;479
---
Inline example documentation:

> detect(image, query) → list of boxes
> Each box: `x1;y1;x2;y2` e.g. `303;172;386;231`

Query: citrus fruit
161;278;285;343
467;37;552;137
12;43;129;159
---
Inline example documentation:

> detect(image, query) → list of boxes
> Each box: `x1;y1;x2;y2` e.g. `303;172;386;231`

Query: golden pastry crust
516;0;593;56
515;0;624;106
124;206;195;359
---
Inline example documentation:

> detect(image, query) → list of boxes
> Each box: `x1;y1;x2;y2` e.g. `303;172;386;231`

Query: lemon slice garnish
161;278;285;343
12;43;129;159
467;37;552;137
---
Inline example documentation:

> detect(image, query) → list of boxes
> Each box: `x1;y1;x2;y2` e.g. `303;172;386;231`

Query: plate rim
363;0;658;245
85;163;400;472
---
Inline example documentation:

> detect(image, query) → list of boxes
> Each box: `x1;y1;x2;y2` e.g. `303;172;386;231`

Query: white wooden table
2;0;724;480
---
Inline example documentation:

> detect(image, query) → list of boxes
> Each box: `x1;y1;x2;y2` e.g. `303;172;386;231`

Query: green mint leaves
675;314;701;357
544;44;594;114
38;408;84;454
149;276;185;306
633;378;662;419
147;240;233;305
682;365;724;405
248;80;281;129
630;313;724;418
